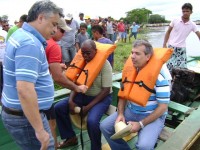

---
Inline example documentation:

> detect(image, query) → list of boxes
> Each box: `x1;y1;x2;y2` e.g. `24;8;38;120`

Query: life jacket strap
67;63;89;85
120;77;156;94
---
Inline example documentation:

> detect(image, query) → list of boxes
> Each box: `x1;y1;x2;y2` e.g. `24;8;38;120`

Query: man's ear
37;14;44;24
146;54;151;61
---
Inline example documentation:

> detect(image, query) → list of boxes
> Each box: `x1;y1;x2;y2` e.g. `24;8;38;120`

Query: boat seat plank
157;107;200;150
112;73;122;82
168;101;195;115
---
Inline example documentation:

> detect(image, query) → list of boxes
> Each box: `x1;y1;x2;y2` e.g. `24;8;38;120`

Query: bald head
81;39;97;62
81;39;96;51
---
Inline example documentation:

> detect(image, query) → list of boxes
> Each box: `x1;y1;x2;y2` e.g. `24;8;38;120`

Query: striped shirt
128;65;171;114
85;60;112;96
1;22;54;110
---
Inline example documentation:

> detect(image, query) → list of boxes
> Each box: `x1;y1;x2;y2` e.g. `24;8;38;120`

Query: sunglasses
59;28;65;33
81;51;91;55
3;24;9;28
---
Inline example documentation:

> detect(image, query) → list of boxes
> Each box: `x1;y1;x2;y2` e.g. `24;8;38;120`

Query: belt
2;105;45;116
2;106;24;116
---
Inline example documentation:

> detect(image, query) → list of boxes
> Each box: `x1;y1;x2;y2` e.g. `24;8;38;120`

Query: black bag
170;68;200;103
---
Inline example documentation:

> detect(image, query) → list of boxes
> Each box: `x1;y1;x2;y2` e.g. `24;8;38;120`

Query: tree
125;8;152;24
148;14;165;24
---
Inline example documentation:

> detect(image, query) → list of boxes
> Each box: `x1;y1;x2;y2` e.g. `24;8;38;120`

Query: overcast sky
0;0;199;25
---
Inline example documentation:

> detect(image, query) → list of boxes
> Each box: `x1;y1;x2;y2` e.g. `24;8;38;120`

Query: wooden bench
157;107;200;150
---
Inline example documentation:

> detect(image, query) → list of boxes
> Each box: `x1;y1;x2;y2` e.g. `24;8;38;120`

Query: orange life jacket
65;42;116;88
118;48;173;106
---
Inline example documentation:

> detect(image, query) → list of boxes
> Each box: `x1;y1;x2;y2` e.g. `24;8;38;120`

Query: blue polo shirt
1;22;54;110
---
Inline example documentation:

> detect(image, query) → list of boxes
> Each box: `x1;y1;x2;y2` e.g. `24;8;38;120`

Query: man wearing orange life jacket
100;40;171;150
55;39;112;150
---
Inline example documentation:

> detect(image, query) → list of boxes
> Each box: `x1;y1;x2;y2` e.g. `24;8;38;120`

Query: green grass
113;32;148;72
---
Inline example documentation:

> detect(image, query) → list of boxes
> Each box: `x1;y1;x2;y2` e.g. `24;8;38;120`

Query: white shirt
0;28;7;62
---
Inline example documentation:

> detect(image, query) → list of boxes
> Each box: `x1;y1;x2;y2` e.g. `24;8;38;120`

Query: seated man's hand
69;100;76;114
128;121;141;133
115;114;125;124
82;105;89;117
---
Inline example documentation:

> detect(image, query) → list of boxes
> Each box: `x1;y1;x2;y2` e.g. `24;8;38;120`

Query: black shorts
43;104;56;120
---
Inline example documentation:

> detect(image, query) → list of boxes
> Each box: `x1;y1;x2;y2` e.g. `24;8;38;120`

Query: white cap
58;18;71;31
65;13;73;20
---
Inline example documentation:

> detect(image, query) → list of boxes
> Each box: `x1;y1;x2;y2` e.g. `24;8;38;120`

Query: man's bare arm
17;81;49;149
163;26;173;48
49;62;87;93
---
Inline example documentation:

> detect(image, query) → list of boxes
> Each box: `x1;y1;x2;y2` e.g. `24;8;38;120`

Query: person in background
75;23;89;50
129;22;140;42
55;39;112;150
85;16;92;39
14;20;19;25
60;13;79;65
6;14;28;41
45;17;88;149
1;1;63;149
1;20;10;32
163;3;200;72
0;17;7;98
92;25;114;68
77;12;85;26
100;40;171;150
117;20;125;42
106;16;114;42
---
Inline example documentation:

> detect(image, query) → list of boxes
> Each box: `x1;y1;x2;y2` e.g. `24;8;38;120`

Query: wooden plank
156;107;200;150
54;88;71;99
168;101;195;115
112;73;122;82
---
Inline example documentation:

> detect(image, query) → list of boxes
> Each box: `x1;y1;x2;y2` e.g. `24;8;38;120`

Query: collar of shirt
22;22;47;48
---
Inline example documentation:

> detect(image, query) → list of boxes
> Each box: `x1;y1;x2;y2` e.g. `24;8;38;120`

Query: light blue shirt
61;19;79;47
2;22;54;110
131;24;140;33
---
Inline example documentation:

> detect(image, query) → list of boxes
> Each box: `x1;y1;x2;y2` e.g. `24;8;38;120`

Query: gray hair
27;0;64;22
133;40;153;56
81;39;97;51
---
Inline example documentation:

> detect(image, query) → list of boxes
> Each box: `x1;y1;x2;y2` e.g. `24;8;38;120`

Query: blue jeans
100;107;166;150
1;110;54;150
54;93;112;150
61;45;76;64
129;32;138;39
107;34;114;43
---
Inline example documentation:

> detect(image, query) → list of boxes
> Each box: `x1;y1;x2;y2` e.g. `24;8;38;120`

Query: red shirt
46;38;62;64
117;23;125;32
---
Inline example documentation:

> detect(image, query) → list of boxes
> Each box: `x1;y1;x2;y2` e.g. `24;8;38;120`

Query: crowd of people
0;1;200;150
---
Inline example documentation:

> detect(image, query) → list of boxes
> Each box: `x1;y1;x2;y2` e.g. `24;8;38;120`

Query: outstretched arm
49;62;88;93
163;26;173;48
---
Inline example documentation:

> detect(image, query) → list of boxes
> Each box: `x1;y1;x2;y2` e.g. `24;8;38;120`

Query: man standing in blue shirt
129;22;140;42
1;1;63;149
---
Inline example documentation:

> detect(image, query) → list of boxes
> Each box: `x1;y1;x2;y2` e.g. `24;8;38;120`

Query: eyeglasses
59;28;65;33
81;51;91;55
